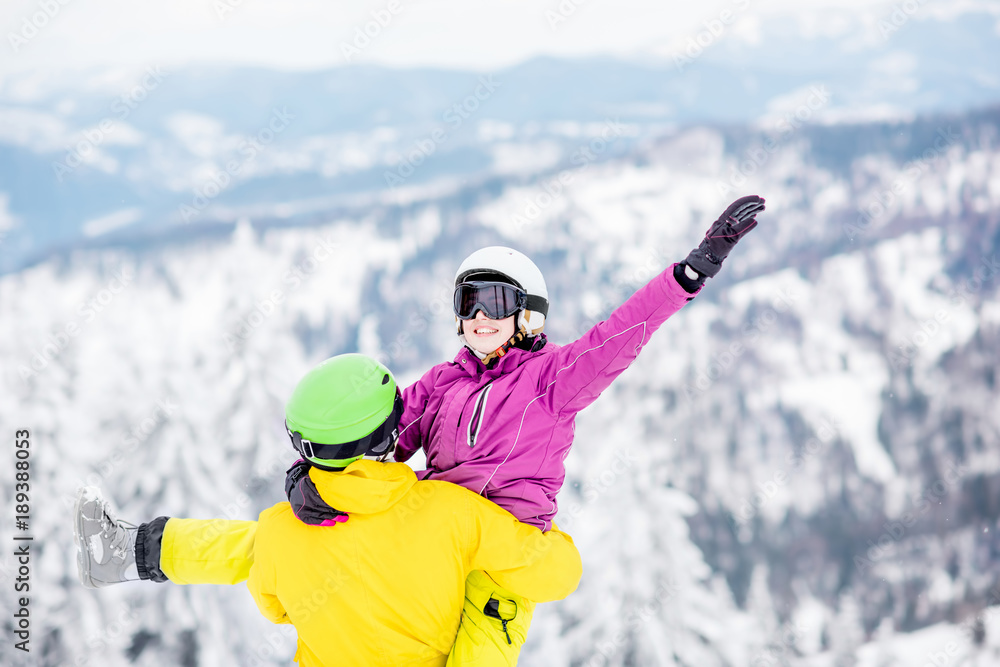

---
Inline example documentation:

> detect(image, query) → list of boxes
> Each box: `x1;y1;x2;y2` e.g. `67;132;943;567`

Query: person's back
251;460;579;666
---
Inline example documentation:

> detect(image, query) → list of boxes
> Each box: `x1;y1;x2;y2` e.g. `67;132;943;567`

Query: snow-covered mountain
1;98;999;665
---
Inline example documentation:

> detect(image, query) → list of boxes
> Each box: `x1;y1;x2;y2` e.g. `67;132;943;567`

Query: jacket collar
307;460;416;515
454;334;548;378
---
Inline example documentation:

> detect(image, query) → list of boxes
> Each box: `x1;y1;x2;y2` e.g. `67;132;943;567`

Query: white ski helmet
454;246;549;337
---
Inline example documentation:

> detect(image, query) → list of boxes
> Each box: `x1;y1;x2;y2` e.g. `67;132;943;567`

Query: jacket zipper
466;383;492;448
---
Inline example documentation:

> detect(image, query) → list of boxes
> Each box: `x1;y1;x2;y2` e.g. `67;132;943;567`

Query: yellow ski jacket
247;459;581;666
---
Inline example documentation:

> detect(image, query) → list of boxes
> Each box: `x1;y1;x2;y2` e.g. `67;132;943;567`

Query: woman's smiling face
461;312;516;354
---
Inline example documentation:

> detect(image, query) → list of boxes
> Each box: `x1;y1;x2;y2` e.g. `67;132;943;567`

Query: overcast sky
3;0;994;76
1;0;997;90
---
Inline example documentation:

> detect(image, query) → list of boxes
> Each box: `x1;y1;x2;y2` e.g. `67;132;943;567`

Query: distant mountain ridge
1;9;999;273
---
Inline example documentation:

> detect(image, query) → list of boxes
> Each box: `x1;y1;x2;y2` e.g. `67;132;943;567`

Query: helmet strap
480;326;527;366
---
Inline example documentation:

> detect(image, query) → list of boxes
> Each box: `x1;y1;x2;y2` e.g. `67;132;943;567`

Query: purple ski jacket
394;264;698;531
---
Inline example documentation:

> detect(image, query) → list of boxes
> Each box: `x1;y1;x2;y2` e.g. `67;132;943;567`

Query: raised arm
539;195;765;416
539;264;695;416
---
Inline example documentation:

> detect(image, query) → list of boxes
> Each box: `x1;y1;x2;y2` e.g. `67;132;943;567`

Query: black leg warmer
135;516;170;583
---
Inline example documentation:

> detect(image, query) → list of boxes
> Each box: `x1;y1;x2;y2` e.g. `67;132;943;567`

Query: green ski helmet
284;354;403;471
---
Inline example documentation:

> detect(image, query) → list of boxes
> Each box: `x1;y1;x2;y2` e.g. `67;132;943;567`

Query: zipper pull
484;595;514;645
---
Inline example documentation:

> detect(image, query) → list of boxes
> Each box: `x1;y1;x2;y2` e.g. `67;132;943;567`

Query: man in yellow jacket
251;460;579;666
173;354;580;666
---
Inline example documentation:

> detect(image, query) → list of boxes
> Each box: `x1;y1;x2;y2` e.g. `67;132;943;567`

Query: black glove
684;195;765;278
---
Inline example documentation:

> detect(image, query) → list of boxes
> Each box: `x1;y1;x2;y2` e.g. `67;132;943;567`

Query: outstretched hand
684;195;765;278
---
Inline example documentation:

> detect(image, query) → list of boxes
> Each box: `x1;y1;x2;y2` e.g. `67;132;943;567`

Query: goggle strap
525;294;548;317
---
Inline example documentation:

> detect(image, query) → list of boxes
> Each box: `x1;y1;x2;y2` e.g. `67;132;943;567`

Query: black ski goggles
454;281;527;321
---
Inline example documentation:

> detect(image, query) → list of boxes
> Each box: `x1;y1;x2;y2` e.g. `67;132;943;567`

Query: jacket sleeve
393;367;438;463
463;492;582;603
486;525;581;602
540;265;697;415
159;518;258;585
246;507;291;625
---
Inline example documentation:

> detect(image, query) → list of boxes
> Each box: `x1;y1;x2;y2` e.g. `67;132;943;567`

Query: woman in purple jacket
75;196;765;664
397;195;764;533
